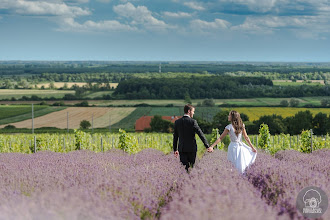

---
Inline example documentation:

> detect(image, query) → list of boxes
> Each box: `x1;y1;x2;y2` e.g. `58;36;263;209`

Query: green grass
272;79;325;86
0;106;66;125
85;91;114;99
0;89;74;100
0;105;48;120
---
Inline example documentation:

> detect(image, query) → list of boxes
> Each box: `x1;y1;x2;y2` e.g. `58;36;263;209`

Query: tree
212;110;230;130
312;112;328;135
80;120;91;129
149;115;172;133
184;92;192;104
194;116;212;134
321;98;330;107
289;98;300;107
240;113;249;122
280;100;289;107
49;82;56;89
254;114;287;134
202;98;215;107
286;110;313;135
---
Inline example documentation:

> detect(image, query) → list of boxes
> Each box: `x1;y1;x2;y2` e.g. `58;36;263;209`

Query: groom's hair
184;104;195;114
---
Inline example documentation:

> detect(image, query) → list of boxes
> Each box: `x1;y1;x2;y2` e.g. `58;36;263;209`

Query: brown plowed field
0;107;135;129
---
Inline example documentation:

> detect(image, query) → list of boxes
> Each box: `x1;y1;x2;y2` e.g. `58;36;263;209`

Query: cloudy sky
0;0;329;61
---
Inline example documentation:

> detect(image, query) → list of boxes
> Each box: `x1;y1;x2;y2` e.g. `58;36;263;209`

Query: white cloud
95;0;111;3
58;17;136;32
0;0;90;17
190;18;231;30
232;14;330;38
113;3;173;30
163;11;192;18
183;2;205;11
64;0;89;3
222;0;278;13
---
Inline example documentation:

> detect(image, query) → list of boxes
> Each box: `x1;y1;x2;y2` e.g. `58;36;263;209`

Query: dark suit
173;115;209;171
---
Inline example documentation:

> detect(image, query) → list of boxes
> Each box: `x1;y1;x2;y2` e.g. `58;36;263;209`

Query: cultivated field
0;89;74;99
35;82;118;89
0;107;135;129
272;79;325;85
229;107;330;121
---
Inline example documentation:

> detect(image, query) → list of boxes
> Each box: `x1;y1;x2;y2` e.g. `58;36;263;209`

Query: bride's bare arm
210;129;229;148
242;128;257;152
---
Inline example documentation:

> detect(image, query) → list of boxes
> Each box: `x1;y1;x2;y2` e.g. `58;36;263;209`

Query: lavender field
0;148;329;219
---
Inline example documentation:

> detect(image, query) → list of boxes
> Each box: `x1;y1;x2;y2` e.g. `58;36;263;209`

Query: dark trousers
179;152;197;172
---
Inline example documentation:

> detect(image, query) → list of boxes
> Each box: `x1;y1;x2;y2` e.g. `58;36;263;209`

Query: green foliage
118;129;138;154
3;125;16;129
280;100;289;107
75;101;89;107
80;120;91;129
321;98;330;107
289;98;300;107
184;92;192;104
149;115;172;133
213;110;230;130
300;130;312;153
202;98;215;107
258;123;271;150
74;129;87;150
210;128;223;150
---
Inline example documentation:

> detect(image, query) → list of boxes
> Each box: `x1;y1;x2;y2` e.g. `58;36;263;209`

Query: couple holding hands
173;104;257;173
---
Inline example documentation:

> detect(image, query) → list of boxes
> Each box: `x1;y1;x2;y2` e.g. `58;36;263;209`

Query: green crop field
90;97;326;107
0;105;47;120
0;89;75;100
272;80;324;86
0;106;66;125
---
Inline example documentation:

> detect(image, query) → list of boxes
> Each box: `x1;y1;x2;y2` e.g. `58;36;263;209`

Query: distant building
135;115;181;132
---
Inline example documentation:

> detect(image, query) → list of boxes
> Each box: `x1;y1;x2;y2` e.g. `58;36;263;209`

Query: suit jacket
173;115;209;152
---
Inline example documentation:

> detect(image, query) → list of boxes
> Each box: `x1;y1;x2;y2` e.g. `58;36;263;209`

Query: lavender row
160;150;285;220
246;151;330;219
0;149;187;219
275;149;330;178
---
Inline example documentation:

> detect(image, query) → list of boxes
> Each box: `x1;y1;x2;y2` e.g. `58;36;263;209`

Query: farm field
0;106;66;125
0;105;47;120
2;105;330;130
227;107;330;121
88;97;327;107
272;79;325;86
0;107;136;129
0;96;328;107
35;82;118;89
0;148;328;219
0;89;74;99
112;107;219;130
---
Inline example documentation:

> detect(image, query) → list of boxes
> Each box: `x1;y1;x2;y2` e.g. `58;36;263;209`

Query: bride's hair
230;110;243;136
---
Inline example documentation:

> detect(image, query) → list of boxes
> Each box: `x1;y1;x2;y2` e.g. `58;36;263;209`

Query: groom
173;104;210;171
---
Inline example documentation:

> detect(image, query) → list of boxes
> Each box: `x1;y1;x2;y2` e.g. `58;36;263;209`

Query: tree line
113;76;329;99
150;110;330;135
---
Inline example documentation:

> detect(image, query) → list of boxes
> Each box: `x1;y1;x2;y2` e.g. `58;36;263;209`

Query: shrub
80;120;91;129
258;123;271;150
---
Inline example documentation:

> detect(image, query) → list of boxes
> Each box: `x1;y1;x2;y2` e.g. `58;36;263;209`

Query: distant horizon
1;60;330;64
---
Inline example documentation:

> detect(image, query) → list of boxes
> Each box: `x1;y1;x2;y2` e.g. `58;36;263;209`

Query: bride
208;110;257;174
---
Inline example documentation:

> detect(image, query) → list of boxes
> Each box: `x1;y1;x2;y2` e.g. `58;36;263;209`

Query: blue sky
0;0;329;61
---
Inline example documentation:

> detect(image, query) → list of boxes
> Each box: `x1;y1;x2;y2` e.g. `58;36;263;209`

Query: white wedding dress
225;124;257;174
